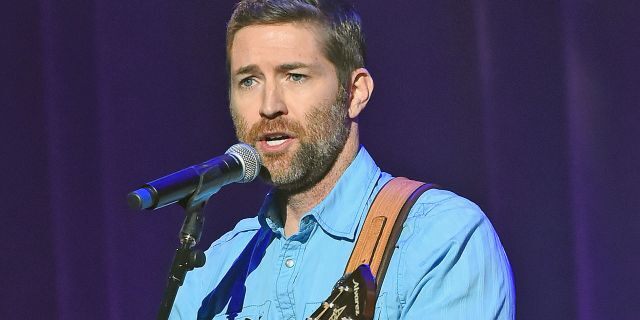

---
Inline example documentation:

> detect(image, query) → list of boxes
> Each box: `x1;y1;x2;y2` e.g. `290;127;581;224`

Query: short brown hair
226;0;366;86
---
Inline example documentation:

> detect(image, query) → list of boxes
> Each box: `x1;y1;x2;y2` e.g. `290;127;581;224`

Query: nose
259;82;287;119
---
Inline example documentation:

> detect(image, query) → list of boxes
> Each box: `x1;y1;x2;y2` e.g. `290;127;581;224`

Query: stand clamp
156;178;210;319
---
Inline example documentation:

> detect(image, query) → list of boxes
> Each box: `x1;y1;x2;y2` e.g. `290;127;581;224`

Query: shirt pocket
211;301;271;320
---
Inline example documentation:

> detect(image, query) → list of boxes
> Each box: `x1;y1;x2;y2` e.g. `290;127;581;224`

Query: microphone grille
226;143;262;183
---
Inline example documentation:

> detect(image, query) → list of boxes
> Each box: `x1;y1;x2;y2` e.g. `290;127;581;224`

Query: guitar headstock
307;264;377;320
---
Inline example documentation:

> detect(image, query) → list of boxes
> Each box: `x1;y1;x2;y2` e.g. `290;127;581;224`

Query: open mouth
265;134;289;146
260;132;294;149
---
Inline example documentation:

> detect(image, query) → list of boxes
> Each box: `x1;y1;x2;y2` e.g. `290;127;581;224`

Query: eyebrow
234;62;313;76
234;64;260;76
276;62;310;73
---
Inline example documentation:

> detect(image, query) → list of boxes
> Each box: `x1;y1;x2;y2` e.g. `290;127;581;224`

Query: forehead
229;22;328;70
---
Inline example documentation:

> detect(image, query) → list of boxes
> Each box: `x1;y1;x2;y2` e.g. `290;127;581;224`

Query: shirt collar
258;146;381;240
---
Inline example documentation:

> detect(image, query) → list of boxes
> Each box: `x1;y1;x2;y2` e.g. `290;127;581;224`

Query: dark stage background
3;0;639;319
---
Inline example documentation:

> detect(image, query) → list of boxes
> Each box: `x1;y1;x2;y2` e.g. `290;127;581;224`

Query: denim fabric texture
170;147;515;319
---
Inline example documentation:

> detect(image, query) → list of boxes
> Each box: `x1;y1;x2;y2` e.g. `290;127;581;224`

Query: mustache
245;117;306;142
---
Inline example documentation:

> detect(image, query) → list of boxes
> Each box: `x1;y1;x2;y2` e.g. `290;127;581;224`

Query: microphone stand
156;178;209;320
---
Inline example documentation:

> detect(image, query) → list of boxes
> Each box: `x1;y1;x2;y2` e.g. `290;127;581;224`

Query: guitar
307;264;377;320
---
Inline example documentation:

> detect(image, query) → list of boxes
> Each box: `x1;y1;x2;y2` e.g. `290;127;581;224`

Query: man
171;0;514;319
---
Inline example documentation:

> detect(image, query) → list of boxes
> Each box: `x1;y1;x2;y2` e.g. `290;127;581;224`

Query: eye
287;73;307;83
239;77;256;88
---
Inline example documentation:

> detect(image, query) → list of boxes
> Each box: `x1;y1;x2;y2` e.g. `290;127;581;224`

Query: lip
257;137;295;153
256;132;297;153
257;131;296;140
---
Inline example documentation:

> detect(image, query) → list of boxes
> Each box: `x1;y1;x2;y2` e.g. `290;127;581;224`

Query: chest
210;227;402;320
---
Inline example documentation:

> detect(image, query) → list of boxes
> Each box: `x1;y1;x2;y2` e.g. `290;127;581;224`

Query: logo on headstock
352;279;360;316
328;305;346;320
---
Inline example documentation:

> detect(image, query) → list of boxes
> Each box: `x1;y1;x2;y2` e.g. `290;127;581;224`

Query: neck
280;123;360;236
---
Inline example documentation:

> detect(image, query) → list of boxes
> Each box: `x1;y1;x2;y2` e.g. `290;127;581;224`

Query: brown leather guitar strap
344;177;436;293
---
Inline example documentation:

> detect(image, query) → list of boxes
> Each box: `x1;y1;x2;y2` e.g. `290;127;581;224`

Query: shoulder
392;188;514;316
192;216;263;283
408;188;485;221
204;216;264;262
400;188;503;255
203;216;265;284
401;189;493;247
401;188;489;244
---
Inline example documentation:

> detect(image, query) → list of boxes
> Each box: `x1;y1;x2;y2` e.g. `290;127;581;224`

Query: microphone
127;143;261;210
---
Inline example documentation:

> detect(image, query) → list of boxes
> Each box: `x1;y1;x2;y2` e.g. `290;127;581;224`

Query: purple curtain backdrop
3;0;639;319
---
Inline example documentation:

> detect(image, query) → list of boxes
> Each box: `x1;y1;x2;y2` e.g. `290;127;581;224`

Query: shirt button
284;258;295;268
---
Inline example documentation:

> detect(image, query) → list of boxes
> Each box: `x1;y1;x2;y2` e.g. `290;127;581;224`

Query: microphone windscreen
226;143;262;183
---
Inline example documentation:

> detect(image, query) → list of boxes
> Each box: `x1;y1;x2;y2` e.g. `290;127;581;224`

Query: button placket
275;239;299;319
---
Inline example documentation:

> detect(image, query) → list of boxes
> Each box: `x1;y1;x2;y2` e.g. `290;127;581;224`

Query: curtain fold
563;1;640;319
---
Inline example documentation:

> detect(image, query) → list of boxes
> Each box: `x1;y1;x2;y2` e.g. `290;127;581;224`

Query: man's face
229;22;349;191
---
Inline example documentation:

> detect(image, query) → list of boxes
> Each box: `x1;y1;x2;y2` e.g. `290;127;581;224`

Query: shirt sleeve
397;191;515;319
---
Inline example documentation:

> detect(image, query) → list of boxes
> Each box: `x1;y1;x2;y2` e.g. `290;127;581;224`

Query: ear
347;68;374;119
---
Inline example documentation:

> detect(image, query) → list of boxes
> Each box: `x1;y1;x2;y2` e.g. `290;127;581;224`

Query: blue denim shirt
170;147;515;319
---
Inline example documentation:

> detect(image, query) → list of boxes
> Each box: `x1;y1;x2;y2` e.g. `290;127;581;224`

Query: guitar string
311;287;346;319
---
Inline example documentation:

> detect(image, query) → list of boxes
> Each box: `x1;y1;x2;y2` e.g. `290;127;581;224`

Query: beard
231;87;350;192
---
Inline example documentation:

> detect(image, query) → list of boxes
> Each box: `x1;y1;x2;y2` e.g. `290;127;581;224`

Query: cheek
230;94;261;123
286;83;339;115
229;104;255;138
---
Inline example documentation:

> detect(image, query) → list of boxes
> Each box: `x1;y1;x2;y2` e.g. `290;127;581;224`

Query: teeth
266;139;287;146
266;135;286;141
